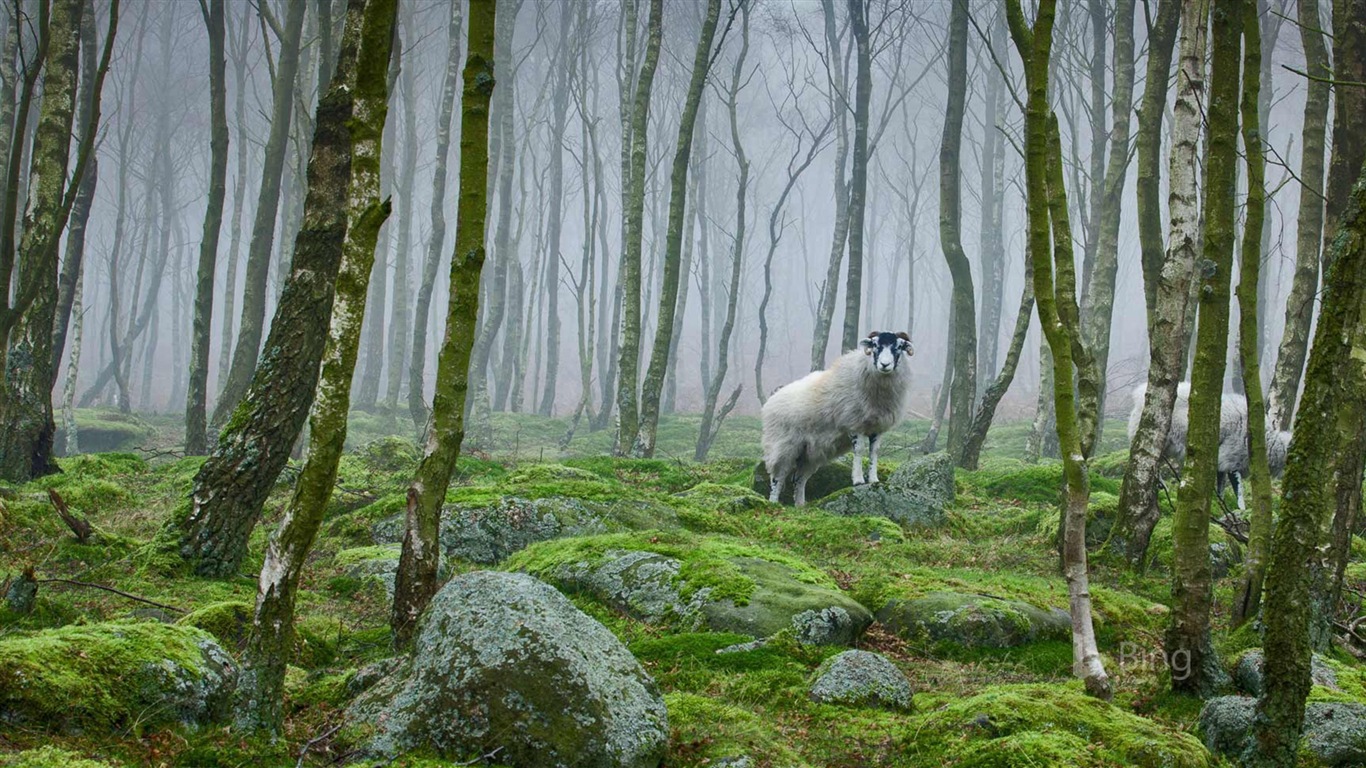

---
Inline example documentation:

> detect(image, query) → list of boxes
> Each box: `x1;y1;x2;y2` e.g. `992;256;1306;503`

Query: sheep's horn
896;331;910;341
867;331;879;338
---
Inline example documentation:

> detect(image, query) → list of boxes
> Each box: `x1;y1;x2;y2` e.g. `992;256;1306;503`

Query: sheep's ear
859;338;876;354
897;338;914;356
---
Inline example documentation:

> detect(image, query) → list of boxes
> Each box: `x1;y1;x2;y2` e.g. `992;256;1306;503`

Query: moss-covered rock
921;684;1213;767
0;746;118;767
177;600;253;651
347;571;668;766
53;410;156;455
507;532;872;643
1201;695;1366;765
1232;648;1338;696
673;482;775;515
817;453;955;528
752;461;853;506
808;650;912;712
875;591;1070;654
0;622;235;732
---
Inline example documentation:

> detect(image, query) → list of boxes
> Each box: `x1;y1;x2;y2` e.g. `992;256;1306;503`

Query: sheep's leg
794;473;810;507
851;434;866;485
868;434;881;484
1232;472;1245;511
768;470;786;504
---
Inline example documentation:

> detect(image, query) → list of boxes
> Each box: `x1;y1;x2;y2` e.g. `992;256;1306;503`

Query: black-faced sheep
761;331;914;506
1127;382;1291;507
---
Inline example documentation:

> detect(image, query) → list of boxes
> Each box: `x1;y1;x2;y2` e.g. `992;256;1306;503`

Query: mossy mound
53;410;156;455
0;622;235;732
918;684;1213;767
0;746;118;767
665;692;812;767
506;531;872;643
876;591;1071;657
177;600;253;651
963;461;1120;506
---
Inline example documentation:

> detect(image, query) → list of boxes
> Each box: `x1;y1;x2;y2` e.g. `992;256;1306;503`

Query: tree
1167;0;1239;698
390;0;498;648
634;0;723;458
213;0;307;424
808;0;850;371
939;0;977;464
1006;0;1110;700
838;0;870;352
1109;0;1192;567
612;0;661;457
235;0;397;731
185;0;229;455
1250;152;1366;768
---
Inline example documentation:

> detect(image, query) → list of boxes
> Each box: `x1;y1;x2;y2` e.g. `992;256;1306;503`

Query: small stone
808;650;914;712
792;606;862;646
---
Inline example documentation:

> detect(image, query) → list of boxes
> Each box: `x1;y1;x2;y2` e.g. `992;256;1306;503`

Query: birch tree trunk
218;4;252;389
940;0;977;464
214;0;307;425
839;0;871;351
235;0;396;730
383;12;418;410
536;6;573;417
186;0;230;455
975;8;1007;390
634;0;721;458
808;0;849;371
390;0;497;648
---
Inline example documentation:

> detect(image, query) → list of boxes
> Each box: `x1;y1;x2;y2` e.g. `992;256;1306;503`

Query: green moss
176;600;252;650
0;746;118;768
333;544;401;568
665;692;811;767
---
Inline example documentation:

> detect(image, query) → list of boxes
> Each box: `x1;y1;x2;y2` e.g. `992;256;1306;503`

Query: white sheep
1127;382;1291;508
761;331;914;506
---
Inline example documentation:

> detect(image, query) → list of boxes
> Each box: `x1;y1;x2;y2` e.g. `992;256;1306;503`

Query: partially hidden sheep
761;331;914;506
1127;382;1291;507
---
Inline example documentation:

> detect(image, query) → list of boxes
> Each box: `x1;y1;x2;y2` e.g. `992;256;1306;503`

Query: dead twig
297;721;345;768
36;577;185;614
47;489;91;543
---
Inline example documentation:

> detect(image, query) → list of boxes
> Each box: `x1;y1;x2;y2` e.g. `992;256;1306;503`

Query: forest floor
1;408;1364;767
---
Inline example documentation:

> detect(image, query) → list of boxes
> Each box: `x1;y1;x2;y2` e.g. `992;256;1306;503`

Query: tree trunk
186;0;230;456
809;0;849;371
1109;0;1192;568
1232;0;1272;628
975;8;1007;391
1250;155;1366;768
536;7;573;418
390;0;497;648
384;13;417;410
406;1;465;431
839;0;871;351
1264;0;1329;431
612;0;662;456
175;0;380;577
634;0;721;458
235;0;396;731
956;259;1034;470
1167;0;1238;698
213;0;307;425
218;4;253;391
940;0;977;465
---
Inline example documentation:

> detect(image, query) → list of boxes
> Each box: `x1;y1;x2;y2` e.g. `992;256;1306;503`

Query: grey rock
752;461;853;505
348;571;668;767
1232;648;1338;697
885;452;956;506
1201;696;1366;765
713;757;753;768
875;591;1070;651
817;453;956;527
716;639;769;655
808;650;913;712
792;607;864;646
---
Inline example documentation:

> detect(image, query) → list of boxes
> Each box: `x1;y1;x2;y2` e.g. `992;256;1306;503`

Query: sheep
1127;382;1292;508
761;331;914;506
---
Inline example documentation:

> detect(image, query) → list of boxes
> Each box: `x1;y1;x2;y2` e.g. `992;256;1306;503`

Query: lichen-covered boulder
1200;696;1366;765
507;534;872;644
817;453;955;527
372;496;675;565
348;571;668;766
752;461;853;505
808;650;913;712
1232;648;1338;696
333;545;401;598
0;623;235;732
875;591;1069;652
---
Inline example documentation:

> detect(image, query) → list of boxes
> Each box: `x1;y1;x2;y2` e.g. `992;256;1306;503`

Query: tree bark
535;7;573;417
383;13;417;410
975;7;1007;391
218;3;253;391
634;0;721;457
390;0;497;648
186;0;230;456
235;0;396;731
808;0;849;371
839;0;871;351
213;0;307;425
940;0;977;465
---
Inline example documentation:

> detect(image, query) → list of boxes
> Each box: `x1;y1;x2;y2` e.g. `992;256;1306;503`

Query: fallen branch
297;721;345;768
47;489;91;543
37;577;184;613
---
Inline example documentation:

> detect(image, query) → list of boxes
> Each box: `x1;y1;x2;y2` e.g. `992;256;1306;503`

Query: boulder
808;650;913;712
818;452;955;527
1201;696;1366;765
0;623;235;732
752;461;853;505
348;571;668;767
1232;648;1338;696
517;539;873;644
875;591;1069;651
372;496;675;565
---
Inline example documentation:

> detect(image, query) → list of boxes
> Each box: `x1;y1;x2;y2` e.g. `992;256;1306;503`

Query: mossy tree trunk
185;0;229;456
940;0;977;465
1264;0;1329;431
175;0;382;578
235;0;396;731
389;0;497;648
1006;0;1111;700
1232;0;1272;628
1167;0;1239;699
1110;0;1194;568
213;0;307;425
611;0;661;457
1250;152;1366;768
634;0;721;458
